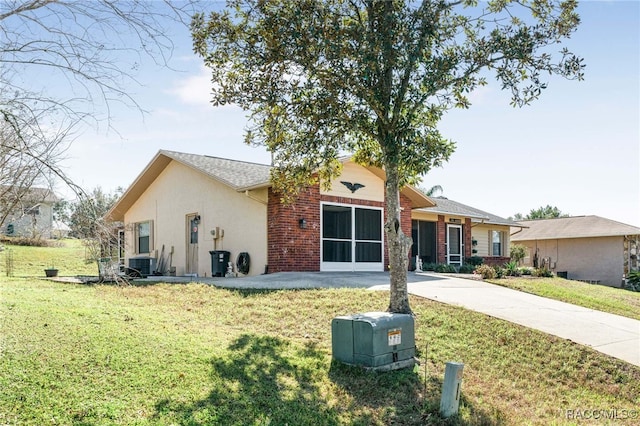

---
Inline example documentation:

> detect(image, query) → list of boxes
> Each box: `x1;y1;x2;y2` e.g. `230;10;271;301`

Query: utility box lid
332;311;415;369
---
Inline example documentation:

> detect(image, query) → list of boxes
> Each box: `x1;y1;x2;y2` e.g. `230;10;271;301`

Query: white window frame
491;230;504;257
320;202;384;272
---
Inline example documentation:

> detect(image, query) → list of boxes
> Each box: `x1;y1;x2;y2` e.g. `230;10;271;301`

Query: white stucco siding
124;161;267;277
321;162;384;202
556;237;623;287
518;236;624;287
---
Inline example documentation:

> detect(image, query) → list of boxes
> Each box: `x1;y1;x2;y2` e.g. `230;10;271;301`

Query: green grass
0;239;97;277
487;277;640;321
1;278;638;425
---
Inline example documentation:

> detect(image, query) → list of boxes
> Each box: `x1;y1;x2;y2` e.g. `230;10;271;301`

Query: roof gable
107;150;271;221
511;216;640;240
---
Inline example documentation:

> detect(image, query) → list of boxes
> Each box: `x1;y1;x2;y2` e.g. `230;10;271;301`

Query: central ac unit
128;257;157;277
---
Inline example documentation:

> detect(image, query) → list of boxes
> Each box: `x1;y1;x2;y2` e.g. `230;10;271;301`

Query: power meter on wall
210;227;223;239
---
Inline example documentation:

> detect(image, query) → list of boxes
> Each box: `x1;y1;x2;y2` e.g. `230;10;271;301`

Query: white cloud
166;66;215;107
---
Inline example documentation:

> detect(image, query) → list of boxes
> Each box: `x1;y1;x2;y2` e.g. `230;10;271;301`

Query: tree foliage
56;187;124;261
514;204;569;220
192;0;583;313
510;244;527;265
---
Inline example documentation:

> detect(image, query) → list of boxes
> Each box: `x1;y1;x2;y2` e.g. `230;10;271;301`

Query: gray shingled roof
511;216;640;241
162;150;272;190
417;197;522;227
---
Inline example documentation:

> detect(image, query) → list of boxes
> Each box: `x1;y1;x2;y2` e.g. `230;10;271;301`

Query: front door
321;203;383;271
411;220;437;268
447;224;463;266
186;214;199;275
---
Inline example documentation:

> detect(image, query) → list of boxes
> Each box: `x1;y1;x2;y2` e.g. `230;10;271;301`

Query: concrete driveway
402;273;640;367
138;271;640;366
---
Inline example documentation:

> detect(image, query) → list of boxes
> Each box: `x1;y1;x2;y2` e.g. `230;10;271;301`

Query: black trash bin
209;250;230;277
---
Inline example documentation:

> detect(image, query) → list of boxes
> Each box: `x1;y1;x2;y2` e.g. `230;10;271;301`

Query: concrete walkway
136;271;640;366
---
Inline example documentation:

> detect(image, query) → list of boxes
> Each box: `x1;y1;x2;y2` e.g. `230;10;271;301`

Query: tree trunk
385;165;412;314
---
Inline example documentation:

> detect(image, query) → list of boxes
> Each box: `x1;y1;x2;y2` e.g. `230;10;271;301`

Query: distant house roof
511;216;640;241
416;197;523;227
106;150;434;221
1;186;59;204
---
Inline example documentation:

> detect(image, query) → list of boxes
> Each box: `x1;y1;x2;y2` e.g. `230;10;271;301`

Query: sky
59;0;639;227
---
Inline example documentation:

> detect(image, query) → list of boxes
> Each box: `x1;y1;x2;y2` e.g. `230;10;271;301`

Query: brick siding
481;256;511;267
267;186;413;273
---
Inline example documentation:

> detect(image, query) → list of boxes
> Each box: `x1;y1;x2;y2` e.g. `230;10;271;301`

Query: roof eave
105;151;172;222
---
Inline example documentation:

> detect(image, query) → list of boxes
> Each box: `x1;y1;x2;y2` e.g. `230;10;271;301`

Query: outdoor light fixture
299;218;307;229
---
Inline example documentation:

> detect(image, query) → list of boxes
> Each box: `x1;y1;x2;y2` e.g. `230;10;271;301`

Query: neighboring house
511;216;640;287
106;150;518;277
1;188;59;239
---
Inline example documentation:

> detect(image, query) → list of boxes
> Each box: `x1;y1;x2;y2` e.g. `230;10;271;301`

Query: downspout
510;226;525;237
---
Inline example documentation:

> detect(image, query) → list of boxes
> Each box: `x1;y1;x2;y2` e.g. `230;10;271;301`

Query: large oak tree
192;0;583;313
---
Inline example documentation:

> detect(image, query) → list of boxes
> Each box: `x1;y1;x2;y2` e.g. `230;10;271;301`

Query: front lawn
0;238;96;277
1;278;638;425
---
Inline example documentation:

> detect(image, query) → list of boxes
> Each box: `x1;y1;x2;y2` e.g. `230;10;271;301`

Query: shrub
533;267;554;278
422;263;437;272
510;244;527;265
458;264;475;274
435;263;457;273
475;264;496;279
625;271;640;292
493;265;505;279
0;236;54;247
465;256;484;266
519;267;533;276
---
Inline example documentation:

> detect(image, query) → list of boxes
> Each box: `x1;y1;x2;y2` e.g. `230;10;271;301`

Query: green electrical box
331;312;416;371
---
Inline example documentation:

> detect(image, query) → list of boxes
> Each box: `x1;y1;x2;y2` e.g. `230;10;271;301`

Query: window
135;221;153;254
491;230;503;256
321;203;383;270
23;206;40;215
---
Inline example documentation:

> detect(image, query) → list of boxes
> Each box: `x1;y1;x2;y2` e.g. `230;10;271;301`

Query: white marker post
440;362;464;418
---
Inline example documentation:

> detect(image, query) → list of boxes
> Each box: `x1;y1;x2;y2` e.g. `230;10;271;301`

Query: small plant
475;264;496;279
504;261;522;277
493;265;505;279
44;263;59;277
